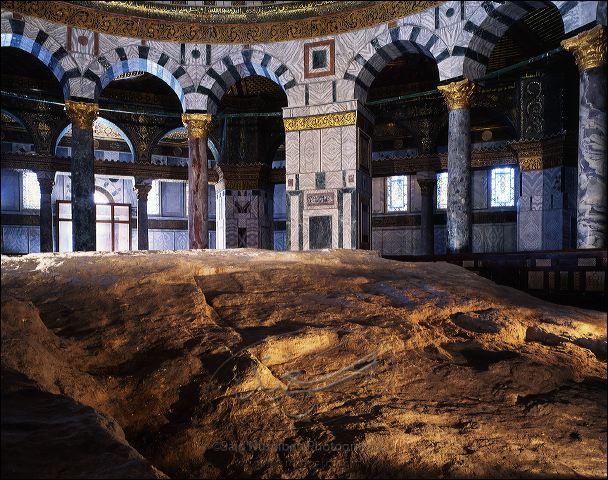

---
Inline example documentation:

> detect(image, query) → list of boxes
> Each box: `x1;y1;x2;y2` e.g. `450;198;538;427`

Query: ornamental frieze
283;111;357;132
3;1;442;44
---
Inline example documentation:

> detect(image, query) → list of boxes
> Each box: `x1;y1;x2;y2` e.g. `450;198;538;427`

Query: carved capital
134;180;153;201
64;100;99;130
561;25;606;71
437;79;475;110
35;170;55;195
416;171;437;196
182;113;213;139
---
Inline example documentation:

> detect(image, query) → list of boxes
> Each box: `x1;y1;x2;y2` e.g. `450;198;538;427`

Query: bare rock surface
1;249;606;478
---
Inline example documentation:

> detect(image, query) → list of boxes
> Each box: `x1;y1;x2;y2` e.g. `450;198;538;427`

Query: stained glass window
22;171;40;210
147;180;161;215
386;175;408;212
436;172;448;209
491;167;515;207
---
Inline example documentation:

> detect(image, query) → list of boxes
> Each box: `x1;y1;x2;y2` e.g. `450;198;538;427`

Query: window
147;180;160;215
22;171;40;210
437;172;448;209
491;167;515;207
386;175;408;212
57;200;131;252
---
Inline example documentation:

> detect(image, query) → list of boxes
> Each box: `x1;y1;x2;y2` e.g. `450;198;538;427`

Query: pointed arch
1;18;80;99
197;49;296;114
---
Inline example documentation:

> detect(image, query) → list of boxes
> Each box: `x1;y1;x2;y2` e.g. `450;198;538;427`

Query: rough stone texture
577;66;607;249
1;250;606;479
447;108;472;254
188;136;209;249
71;125;96;251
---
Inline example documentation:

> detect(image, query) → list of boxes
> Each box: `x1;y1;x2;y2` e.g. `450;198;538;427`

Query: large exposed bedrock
1;250;606;478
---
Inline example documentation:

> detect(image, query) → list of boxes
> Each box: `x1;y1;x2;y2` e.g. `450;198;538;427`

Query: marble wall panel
300;129;321;173
320;127;342;172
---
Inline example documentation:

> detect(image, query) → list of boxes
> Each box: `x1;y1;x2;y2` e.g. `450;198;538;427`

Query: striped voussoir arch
198;49;296;114
344;24;450;104
1;18;80;99
458;1;577;79
82;45;196;111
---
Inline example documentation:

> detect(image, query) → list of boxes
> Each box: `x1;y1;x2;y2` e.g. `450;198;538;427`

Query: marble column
182;113;213;249
438;79;475;254
562;25;607;249
36;170;55;253
64;100;98;252
416;171;436;256
134;179;152;251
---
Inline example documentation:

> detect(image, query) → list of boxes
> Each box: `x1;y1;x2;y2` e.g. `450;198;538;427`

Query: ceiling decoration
4;1;442;44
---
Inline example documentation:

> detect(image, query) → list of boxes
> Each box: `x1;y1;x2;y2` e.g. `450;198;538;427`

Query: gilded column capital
64;100;99;130
561;25;606;71
182;113;213;139
437;79;476;110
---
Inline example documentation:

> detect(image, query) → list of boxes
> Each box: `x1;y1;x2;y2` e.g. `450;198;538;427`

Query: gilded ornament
4;1;442;44
182;113;213;139
437;79;476;110
283;111;356;132
561;25;607;71
64;100;99;130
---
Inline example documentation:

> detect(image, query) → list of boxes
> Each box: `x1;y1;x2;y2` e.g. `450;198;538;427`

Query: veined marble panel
308;81;334;106
303;208;338;250
320;127;342;172
343;191;352;249
341;125;358;171
299;129;321;174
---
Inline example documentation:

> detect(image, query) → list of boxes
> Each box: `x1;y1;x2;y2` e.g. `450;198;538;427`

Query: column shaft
417;172;436;256
577;66;606;248
183;113;212;250
65;101;98;252
134;180;152;250
447;108;472;254
562;25;607;249
438;79;475;255
36;171;55;253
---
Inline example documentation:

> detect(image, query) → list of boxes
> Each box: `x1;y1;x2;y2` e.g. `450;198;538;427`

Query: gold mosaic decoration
437;79;476;110
182;113;213;139
64;100;99;130
4;1;442;44
283;111;356;131
561;25;607;72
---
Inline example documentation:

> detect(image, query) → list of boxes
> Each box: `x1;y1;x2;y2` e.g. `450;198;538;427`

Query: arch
82;45;197;111
459;1;566;80
1;108;37;147
197;49;296;114
94;186;114;204
344;25;449;103
1;18;80;99
54;117;136;160
157;126;221;163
